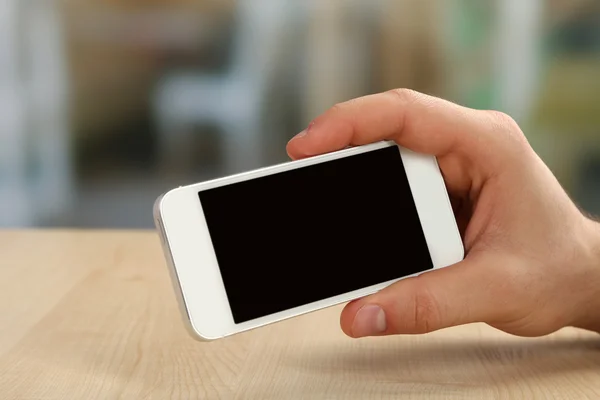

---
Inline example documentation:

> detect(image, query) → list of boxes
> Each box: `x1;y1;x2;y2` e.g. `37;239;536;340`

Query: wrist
572;219;600;333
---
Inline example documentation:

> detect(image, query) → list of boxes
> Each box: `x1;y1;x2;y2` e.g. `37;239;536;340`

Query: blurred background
1;0;599;229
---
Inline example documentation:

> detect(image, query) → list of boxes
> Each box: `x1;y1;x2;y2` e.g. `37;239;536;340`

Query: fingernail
352;305;386;337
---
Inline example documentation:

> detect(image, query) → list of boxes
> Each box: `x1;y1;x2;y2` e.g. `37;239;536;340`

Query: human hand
286;89;600;338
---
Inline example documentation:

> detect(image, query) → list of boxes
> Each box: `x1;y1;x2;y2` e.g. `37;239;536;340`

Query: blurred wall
0;0;598;228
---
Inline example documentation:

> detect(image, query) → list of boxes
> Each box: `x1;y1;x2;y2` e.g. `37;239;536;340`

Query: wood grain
0;230;599;399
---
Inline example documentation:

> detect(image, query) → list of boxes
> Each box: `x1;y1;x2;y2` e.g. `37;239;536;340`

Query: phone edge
154;195;216;341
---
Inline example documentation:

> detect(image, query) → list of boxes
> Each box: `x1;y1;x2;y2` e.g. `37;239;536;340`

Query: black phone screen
199;145;433;323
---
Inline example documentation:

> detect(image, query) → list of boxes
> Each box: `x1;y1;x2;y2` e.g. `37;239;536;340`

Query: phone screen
199;145;433;323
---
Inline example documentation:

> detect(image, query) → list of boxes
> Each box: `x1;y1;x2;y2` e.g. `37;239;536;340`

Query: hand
286;89;600;338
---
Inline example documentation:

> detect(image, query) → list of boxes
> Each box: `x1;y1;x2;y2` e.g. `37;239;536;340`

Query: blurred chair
494;0;544;124
26;0;73;223
301;0;382;121
0;0;31;226
0;0;72;226
152;0;300;175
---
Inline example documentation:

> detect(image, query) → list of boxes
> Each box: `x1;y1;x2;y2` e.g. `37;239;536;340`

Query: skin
286;89;600;338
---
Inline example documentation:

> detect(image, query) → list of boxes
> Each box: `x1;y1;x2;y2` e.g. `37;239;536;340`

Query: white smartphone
154;141;463;341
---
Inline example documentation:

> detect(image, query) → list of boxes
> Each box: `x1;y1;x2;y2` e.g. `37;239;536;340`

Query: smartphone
154;141;463;341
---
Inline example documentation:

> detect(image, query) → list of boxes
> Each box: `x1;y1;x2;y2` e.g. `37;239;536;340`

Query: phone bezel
154;141;464;340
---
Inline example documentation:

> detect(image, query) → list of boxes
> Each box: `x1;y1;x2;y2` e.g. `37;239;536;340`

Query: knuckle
327;97;361;114
487;110;515;127
411;279;442;334
485;110;528;145
328;102;346;115
325;99;359;122
323;100;358;131
387;88;421;104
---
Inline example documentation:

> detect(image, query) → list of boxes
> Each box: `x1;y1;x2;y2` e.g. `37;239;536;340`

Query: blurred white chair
26;0;73;222
494;0;544;124
0;0;31;226
152;0;300;175
0;0;72;226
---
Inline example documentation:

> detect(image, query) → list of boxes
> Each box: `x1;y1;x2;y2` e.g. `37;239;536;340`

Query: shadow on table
284;335;600;387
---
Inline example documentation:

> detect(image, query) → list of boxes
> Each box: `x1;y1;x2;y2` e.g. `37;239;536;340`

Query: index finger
286;89;513;172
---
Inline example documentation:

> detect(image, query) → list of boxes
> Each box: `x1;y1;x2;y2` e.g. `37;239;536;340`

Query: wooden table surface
1;230;599;399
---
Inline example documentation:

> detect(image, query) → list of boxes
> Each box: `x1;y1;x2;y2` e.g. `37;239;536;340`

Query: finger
286;89;524;177
339;255;502;337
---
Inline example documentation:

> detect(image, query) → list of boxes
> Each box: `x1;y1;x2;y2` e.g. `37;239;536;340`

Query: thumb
287;89;523;176
340;256;498;337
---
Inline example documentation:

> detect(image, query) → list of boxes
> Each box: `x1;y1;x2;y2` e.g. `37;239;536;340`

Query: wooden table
1;231;599;399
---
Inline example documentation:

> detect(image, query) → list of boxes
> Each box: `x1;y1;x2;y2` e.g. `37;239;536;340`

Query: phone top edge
160;141;398;199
